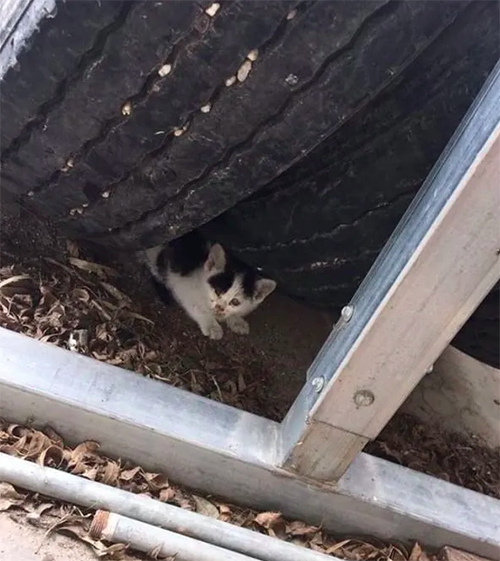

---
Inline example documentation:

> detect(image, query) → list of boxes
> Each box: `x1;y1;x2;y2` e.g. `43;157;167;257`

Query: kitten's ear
205;243;226;273
254;278;277;302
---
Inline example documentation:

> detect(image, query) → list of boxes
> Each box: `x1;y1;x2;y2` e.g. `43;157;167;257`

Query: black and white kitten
142;232;276;340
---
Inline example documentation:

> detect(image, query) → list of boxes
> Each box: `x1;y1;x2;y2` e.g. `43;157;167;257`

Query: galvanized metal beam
279;60;500;481
0;327;499;558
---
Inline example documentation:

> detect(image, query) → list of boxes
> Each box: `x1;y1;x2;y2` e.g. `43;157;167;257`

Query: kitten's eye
230;298;240;306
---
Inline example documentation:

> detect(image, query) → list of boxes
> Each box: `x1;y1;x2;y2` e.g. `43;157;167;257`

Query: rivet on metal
341;305;354;322
354;389;375;407
311;376;325;393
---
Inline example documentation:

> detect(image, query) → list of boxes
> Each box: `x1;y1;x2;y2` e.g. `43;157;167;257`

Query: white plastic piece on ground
0;453;336;561
91;510;258;561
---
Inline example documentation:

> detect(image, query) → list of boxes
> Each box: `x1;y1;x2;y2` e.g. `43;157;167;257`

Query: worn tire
205;0;500;367
1;1;498;366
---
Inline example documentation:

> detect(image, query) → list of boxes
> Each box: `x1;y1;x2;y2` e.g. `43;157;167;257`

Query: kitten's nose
214;304;225;314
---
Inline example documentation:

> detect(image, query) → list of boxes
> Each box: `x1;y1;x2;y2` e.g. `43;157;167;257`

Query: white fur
145;244;276;339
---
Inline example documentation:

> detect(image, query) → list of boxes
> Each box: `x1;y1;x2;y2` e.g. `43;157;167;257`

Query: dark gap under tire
1;1;498;366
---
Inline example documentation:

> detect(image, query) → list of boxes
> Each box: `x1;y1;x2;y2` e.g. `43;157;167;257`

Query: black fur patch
156;230;261;298
241;267;258;298
156;247;170;277
209;270;235;295
208;253;258;298
168;231;209;276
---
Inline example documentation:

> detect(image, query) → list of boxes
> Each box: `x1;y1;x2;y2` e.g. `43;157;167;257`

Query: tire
204;0;500;367
2;0;474;242
1;1;498;366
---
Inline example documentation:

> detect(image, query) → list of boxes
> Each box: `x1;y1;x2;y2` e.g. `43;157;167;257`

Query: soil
0;197;332;419
0;512;143;561
1;201;499;500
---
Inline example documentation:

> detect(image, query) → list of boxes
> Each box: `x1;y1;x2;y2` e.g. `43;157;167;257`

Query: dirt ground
0;512;140;561
1;199;499;500
0;197;333;418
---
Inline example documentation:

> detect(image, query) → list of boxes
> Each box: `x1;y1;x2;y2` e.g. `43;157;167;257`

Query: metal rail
0;327;499;557
280;59;500;479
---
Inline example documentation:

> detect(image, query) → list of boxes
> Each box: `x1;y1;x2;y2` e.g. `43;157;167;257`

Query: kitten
142;231;276;340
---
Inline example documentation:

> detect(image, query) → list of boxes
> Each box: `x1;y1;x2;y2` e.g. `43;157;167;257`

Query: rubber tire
1;1;498;366
2;0;475;242
204;0;500;367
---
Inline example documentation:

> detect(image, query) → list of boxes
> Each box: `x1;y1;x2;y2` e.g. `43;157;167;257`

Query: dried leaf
326;539;353;554
0;275;32;290
72;288;91;303
0;482;25;511
68;258;118;279
95;542;128;559
125;311;155;325
101;461;121;485
148;543;164;560
26;502;53;522
143;471;169;491
82;466;99;480
66;240;80;258
119;466;141;481
254;511;282;529
286;520;319;536
100;282;131;304
70;441;100;464
38;444;65;467
409;542;431;561
159;488;175;502
193;495;219;519
0;482;25;500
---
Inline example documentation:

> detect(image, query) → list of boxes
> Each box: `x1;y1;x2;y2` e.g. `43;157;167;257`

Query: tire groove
90;0;397;241
28;1;225;197
100;0;469;247
1;1;135;164
42;0;309;211
233;189;415;254
279;248;381;274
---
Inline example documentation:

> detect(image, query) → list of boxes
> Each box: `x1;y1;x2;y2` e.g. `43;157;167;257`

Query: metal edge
0;0;56;79
0;327;499;558
278;59;500;459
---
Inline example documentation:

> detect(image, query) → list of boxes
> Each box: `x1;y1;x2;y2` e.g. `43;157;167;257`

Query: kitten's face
203;244;276;319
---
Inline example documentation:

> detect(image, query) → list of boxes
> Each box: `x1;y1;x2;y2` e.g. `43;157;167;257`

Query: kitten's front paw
226;316;250;335
205;321;223;340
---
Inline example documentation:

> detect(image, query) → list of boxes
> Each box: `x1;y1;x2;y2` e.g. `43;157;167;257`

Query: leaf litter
0;242;280;419
0;418;437;561
0;243;498;558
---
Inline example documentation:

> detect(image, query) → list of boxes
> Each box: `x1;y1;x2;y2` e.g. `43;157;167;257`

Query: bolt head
341;305;354;322
354;389;375;407
311;376;325;393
